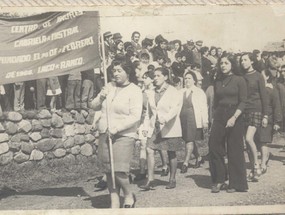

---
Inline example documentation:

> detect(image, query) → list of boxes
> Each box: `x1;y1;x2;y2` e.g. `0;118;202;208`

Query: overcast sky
100;5;285;52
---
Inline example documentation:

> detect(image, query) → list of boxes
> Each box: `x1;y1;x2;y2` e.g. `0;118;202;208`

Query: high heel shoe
165;180;176;189
124;193;136;208
140;180;155;191
194;157;204;169
94;179;107;190
211;183;227;193
161;167;169;176
180;164;188;174
261;166;267;174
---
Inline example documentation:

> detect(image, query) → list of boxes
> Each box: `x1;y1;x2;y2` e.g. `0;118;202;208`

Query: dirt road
0;136;285;211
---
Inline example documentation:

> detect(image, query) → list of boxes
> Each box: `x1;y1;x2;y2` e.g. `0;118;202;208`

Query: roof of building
264;41;285;52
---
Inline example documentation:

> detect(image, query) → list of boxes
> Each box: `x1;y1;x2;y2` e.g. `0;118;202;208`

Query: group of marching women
89;50;284;208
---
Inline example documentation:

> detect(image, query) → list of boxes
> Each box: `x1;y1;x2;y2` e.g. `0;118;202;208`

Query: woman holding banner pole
90;59;143;208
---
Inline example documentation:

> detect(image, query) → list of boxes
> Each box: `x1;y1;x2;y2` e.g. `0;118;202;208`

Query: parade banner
0;11;100;84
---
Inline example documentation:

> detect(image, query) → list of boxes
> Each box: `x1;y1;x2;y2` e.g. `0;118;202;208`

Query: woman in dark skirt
255;68;282;174
208;53;248;193
140;67;183;190
240;53;269;182
180;71;208;173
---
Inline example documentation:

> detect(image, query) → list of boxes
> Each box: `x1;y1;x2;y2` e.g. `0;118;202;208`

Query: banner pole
99;20;116;190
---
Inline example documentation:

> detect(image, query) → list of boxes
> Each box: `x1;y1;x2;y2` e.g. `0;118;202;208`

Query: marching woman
140;67;183;190
255;68;282;174
90;59;143;208
180;71;208;173
240;53;269;182
208;53;248;193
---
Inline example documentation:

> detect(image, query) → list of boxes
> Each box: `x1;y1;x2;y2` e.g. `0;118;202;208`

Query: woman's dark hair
115;40;123;49
132;31;140;39
142;39;153;48
209;46;217;56
172;76;181;85
240;52;254;64
124;41;132;51
184;71;198;85
191;63;201;70
112;60;133;77
216;53;238;80
142;71;154;80
147;64;155;72
173;39;182;52
239;52;254;73
155;67;170;83
200;46;209;55
132;60;140;69
140;52;150;60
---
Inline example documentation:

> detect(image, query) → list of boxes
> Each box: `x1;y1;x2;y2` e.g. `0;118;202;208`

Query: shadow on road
133;178;169;189
0;186;19;200
17;187;89;197
269;144;284;149
185;174;212;189
84;194;124;208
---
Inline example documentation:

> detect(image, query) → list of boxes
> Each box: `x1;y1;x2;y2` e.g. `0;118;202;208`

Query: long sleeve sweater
266;85;282;125
243;70;269;115
214;74;247;113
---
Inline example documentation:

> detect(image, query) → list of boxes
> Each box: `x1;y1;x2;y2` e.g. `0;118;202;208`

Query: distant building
263;39;285;52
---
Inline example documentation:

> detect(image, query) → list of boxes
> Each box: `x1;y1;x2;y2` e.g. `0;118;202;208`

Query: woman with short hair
140;67;183;190
180;71;208;173
90;60;143;208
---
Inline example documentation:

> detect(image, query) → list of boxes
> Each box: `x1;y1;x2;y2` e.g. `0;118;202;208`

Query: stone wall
0;109;98;166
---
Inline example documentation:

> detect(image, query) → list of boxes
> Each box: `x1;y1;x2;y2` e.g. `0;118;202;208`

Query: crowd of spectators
0;30;284;134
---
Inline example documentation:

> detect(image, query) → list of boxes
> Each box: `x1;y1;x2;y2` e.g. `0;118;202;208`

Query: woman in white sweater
90;60;143;208
180;71;209;173
140;67;183;190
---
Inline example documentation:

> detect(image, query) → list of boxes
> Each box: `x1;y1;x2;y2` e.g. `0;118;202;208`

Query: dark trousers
208;106;248;190
93;74;103;97
81;79;94;110
36;78;47;109
65;80;81;110
58;75;68;109
1;84;13;111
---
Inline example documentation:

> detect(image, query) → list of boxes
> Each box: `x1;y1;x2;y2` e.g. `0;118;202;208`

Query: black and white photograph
0;2;284;215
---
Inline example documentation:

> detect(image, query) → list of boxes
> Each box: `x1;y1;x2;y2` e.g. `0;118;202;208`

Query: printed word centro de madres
5;57;84;79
